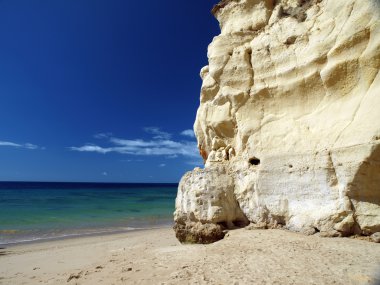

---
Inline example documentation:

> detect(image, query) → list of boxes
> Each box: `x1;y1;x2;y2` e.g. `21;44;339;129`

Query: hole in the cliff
285;36;297;45
313;227;320;233
228;51;233;56
279;6;307;22
249;157;261;166
289;164;293;168
279;6;290;18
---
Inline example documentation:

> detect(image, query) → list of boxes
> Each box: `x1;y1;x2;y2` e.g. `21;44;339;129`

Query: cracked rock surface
174;0;380;243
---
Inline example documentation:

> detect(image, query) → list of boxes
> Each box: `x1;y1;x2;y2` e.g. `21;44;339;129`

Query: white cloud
102;172;108;176
24;143;39;150
70;145;110;154
110;138;156;148
144;127;171;140
0;140;39;150
94;132;113;139
70;138;199;158
180;129;195;138
166;154;178;159
158;163;166;167
0;141;21;147
120;159;144;162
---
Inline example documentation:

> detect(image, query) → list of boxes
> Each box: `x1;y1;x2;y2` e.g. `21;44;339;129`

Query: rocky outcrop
174;166;249;243
174;0;380;243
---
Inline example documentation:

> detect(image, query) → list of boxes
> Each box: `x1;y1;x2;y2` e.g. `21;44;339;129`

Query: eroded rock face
174;0;380;243
174;166;249;243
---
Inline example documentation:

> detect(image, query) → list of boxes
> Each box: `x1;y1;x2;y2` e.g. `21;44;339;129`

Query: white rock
174;166;249;240
211;137;226;151
370;232;380;243
175;0;380;242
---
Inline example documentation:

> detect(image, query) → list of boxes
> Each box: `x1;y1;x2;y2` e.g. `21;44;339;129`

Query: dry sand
1;227;380;285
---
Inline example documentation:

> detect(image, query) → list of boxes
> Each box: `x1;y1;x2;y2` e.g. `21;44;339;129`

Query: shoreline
1;227;380;284
1;223;174;248
0;182;177;249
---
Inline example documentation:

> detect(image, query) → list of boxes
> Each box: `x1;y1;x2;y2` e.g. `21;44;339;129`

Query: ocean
0;182;178;246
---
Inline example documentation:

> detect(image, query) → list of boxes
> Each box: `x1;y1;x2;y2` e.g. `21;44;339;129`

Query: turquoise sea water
0;182;177;245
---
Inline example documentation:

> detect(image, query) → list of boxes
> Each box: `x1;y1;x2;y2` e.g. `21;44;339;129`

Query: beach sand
1;227;380;285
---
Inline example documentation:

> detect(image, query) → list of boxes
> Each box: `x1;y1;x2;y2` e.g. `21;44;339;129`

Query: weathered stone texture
174;0;380;243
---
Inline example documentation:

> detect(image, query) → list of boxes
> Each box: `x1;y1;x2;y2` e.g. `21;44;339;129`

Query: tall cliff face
174;0;380;243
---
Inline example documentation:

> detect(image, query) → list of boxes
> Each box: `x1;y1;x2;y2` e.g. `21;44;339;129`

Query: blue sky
0;0;219;183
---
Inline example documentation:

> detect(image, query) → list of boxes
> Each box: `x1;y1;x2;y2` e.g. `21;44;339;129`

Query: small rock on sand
67;271;83;282
370;232;380;243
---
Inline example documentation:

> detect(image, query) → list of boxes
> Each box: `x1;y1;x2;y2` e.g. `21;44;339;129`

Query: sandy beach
0;227;379;285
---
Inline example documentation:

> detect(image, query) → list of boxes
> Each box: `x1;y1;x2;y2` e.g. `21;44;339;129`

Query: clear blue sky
0;0;220;183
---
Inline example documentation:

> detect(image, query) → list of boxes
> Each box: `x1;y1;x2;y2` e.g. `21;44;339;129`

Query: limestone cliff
174;0;380;243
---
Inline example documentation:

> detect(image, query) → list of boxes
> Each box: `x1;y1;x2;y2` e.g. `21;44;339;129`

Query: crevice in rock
246;47;254;89
285;35;297;46
199;144;209;163
232;219;249;228
269;214;286;227
279;6;306;22
277;0;322;22
327;151;339;187
348;198;362;235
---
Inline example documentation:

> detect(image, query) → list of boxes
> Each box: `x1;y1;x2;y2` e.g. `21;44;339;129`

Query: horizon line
0;181;179;185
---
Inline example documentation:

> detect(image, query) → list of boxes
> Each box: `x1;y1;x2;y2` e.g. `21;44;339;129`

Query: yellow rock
174;0;380;242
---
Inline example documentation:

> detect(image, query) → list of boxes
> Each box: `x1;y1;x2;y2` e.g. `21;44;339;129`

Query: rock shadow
349;143;380;205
